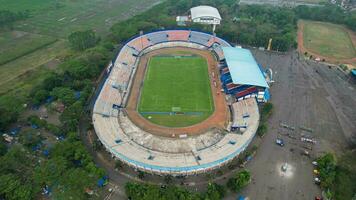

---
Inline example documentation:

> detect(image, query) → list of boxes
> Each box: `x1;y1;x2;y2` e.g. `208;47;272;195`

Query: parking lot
233;50;355;200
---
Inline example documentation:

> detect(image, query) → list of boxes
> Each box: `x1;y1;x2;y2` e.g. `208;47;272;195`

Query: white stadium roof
190;6;222;20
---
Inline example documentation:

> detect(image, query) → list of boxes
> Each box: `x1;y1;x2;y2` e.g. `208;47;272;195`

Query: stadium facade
92;30;270;175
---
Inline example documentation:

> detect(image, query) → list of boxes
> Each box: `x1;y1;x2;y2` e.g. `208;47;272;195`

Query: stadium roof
190;6;221;20
222;47;269;88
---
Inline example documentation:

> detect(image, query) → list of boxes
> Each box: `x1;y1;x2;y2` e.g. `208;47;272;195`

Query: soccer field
302;20;356;59
138;55;214;127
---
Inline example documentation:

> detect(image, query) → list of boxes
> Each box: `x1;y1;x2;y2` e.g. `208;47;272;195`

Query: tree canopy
68;30;100;51
227;170;251;192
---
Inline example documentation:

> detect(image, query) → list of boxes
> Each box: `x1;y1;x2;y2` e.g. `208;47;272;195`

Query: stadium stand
188;31;212;46
129;36;151;51
146;31;169;44
167;30;190;41
93;98;259;175
92;30;267;175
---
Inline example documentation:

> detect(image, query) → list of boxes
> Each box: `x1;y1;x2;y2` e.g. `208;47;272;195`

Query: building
190;5;221;31
190;6;221;25
220;47;270;102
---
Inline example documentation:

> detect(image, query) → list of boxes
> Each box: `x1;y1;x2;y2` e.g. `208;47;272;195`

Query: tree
19;130;43;150
317;153;336;189
68;30;99;51
0;138;7;156
227;170;251;192
0;147;38;200
204;182;226;200
50;87;76;106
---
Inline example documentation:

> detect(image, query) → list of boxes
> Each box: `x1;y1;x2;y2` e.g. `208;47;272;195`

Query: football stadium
92;29;271;175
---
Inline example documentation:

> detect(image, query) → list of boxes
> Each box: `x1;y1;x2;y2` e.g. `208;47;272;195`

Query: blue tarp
45;96;54;104
74;91;81;100
222;47;269;88
97;176;108;187
43;149;50;157
264;88;270;101
31;124;39;129
238;196;246;200
351;69;356;77
10;127;21;136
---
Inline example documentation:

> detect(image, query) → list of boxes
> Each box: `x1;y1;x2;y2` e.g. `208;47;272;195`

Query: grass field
0;40;68;95
302;20;356;59
138;55;214;127
0;31;57;65
0;0;160;100
1;0;161;37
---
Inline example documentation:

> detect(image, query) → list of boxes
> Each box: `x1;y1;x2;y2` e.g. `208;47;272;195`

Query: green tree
317;153;336;189
50;87;76;106
19;130;43;149
68;30;100;51
0;138;7;156
227;170;251;192
204;182;226;200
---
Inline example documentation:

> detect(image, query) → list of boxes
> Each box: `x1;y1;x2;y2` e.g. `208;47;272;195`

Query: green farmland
0;0;160;96
1;0;161;37
0;31;57;65
138;55;214;127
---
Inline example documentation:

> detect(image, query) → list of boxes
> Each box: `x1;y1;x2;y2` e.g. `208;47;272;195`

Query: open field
138;55;214;127
0;40;68;95
0;31;57;65
1;0;162;37
0;0;161;98
299;20;356;60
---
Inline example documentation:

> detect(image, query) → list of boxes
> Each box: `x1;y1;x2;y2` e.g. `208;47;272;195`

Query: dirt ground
297;20;356;66
234;49;355;200
125;47;229;137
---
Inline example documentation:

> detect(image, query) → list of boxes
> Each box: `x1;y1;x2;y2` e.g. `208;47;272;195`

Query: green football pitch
138;55;214;127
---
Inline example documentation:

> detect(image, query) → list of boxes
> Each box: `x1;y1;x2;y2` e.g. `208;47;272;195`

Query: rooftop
222;47;269;88
190;6;222;20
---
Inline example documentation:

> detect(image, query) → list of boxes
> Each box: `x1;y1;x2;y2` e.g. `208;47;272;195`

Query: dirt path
297;20;356;65
125;47;229;137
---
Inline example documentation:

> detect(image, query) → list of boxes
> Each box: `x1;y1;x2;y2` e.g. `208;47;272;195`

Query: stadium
92;29;271;175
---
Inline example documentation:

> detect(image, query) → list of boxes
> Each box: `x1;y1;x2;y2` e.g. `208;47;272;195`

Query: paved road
225;50;355;200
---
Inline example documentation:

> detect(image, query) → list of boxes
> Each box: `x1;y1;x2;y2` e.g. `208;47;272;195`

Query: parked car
276;138;285;146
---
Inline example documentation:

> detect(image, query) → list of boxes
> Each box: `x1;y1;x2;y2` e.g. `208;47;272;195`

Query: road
227;50;355;200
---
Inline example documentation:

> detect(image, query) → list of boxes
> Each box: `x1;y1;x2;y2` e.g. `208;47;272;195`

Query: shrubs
257;123;268;137
124;181;226;200
227;170;251;192
316;153;336;191
261;102;273;122
257;102;273;137
68;30;100;51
